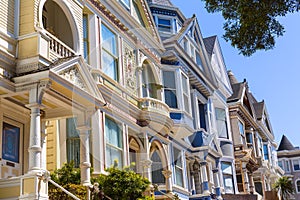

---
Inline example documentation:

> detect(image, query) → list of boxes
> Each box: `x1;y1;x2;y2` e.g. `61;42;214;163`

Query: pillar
193;161;202;194
213;169;222;199
200;161;210;195
26;102;43;173
242;166;250;193
162;169;172;192
249;173;255;194
141;159;152;180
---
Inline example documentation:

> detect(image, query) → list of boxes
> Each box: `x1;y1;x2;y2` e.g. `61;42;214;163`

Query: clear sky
171;0;300;147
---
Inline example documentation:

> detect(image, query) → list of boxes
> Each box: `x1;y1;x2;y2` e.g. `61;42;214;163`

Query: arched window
296;180;300;193
141;61;160;99
151;150;165;184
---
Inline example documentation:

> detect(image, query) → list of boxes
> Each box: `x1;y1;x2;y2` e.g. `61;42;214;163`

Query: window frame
101;23;119;81
105;116;123;168
215;107;229;139
238;120;245;144
66;118;80;168
181;72;191;114
293;159;300;171
173;147;184;187
163;70;178;109
221;161;235;194
83;13;89;63
157;16;172;33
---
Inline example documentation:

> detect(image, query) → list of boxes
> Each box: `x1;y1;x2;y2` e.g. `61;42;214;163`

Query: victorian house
277;135;300;200
227;72;283;199
148;0;237;199
0;0;176;199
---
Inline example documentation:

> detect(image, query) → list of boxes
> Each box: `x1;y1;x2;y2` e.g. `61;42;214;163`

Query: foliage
48;161;87;200
202;0;300;56
94;162;151;200
273;176;295;200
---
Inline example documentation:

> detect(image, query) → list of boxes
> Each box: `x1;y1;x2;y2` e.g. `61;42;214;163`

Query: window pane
215;108;228;138
164;90;178;108
286;160;290;171
105;118;122;148
163;71;176;89
246;133;253;144
278;161;283;169
106;145;123;167
102;50;117;80
175;167;183;187
173;148;182;167
66;118;80;167
158;18;171;32
238;121;244;135
102;25;117;55
294;160;300;171
151;151;165;184
263;144;269;160
196;51;203;70
222;162;234;194
181;74;188;91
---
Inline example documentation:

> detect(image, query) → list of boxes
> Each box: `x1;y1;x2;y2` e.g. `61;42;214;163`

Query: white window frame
238;120;245;144
101;23;119;81
285;160;290;172
162;70;178;109
181;72;191;114
173;147;184;188
155;15;173;33
104;116;124;168
293;159;300;172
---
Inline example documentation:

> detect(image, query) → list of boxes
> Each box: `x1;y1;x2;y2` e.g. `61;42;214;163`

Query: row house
148;0;236;199
0;0;282;200
277;135;300;200
227;72;283;199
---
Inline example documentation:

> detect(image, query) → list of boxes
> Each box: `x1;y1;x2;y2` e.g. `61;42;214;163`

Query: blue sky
171;0;300;146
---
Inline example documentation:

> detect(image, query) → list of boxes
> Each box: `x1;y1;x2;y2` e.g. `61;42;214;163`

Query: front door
0;118;23;178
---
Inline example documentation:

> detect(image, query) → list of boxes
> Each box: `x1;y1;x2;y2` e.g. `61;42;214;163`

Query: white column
213;169;222;199
242;167;250;193
200;161;210;195
162;169;172;192
27;103;42;173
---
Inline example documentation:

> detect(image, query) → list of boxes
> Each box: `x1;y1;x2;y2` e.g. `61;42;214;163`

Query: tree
94;162;152;200
273;176;295;200
202;0;300;56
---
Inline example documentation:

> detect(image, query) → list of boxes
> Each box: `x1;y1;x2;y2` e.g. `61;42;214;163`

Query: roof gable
50;56;105;103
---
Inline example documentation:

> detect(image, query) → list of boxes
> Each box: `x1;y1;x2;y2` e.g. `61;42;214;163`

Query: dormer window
157;18;172;32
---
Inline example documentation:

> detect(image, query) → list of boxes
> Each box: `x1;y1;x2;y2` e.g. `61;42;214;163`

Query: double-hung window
215;108;228;138
181;74;190;113
173;147;184;187
157;18;172;32
293;160;300;171
286;160;290;172
83;14;89;63
102;24;118;81
66;118;80;168
105;117;123;168
263;144;269;160
163;71;178;108
221;162;234;194
238;120;245;144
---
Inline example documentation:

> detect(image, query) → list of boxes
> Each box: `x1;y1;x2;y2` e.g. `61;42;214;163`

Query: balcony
138;97;173;133
46;31;75;61
139;97;170;117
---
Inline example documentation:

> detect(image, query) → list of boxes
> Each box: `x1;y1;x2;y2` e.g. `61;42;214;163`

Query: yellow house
0;0;175;199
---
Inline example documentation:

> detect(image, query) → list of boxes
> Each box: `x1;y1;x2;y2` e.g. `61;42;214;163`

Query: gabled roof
227;82;245;102
147;0;174;7
253;101;264;120
203;35;217;60
278;135;295;151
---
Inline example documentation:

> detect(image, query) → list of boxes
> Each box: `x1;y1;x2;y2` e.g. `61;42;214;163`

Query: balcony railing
139;97;170;117
46;32;75;60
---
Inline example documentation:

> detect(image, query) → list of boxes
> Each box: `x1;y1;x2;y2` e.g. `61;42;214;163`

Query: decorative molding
59;66;87;91
123;45;137;95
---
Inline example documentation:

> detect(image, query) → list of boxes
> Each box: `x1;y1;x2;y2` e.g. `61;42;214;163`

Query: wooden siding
46;120;57;172
0;0;15;35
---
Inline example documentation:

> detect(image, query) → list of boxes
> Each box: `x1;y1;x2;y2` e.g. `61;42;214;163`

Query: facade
0;0;281;200
277;135;300;200
227;72;283;199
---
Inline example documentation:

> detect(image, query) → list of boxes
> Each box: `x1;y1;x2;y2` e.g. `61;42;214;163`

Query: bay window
215;108;228;138
163;71;177;108
222;162;234;194
293;160;300;171
101;24;118;81
181;74;190;113
105;117;123;168
263;144;269;160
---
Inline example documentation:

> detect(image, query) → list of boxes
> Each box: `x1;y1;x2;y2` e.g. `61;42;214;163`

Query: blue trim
170;112;183;120
189;196;211;200
215;187;221;197
203;181;209;191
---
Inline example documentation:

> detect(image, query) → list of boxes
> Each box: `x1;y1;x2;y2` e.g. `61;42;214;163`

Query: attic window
158;18;171;32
